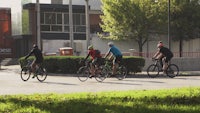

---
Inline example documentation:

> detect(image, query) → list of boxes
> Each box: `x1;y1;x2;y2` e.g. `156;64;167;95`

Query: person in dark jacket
25;44;43;77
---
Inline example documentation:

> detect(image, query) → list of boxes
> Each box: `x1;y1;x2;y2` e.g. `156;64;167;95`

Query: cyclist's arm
25;49;34;60
104;50;111;58
84;53;90;62
152;51;159;59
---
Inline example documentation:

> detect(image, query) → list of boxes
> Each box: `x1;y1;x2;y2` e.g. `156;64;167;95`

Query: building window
73;13;86;33
40;12;86;33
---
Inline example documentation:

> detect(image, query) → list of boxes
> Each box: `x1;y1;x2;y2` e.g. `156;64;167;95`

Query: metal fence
122;52;200;58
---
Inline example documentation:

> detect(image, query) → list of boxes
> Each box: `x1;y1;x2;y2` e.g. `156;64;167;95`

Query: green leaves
100;0;200;53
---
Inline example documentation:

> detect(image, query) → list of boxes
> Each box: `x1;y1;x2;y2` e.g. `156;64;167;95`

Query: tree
100;0;167;53
22;10;30;34
170;0;200;56
100;0;200;55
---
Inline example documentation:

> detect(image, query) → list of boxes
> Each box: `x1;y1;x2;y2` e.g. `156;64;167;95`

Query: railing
122;52;200;58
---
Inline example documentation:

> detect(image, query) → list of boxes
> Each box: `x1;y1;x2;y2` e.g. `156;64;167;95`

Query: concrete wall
143;58;200;71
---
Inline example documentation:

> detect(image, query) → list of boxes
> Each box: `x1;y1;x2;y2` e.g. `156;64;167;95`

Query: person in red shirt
84;45;102;77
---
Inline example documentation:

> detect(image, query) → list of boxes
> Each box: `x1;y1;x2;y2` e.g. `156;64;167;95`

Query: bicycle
20;60;47;82
104;59;127;80
77;60;108;82
147;58;179;78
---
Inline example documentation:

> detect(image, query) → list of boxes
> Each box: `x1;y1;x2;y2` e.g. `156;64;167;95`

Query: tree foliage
171;0;200;41
22;10;30;35
100;0;167;52
100;0;200;53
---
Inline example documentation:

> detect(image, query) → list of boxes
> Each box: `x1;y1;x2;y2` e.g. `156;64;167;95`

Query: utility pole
36;0;41;49
168;0;171;50
69;0;74;49
85;0;90;49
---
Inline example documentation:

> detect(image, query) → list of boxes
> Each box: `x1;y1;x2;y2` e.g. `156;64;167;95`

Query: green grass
1;87;200;113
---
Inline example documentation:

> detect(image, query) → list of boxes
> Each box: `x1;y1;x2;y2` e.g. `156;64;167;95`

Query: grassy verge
1;87;200;113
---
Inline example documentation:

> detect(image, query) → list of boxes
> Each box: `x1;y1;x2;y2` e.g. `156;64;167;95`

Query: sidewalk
1;65;200;76
137;71;200;76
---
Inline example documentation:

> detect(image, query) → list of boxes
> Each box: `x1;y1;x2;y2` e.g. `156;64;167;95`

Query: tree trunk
137;40;143;57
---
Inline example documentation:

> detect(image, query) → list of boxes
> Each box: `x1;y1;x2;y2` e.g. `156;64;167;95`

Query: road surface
1;65;200;95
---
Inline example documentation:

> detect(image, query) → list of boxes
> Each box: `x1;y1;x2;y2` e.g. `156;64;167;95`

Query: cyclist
152;42;173;73
157;41;164;69
84;45;102;78
25;44;44;78
104;42;122;75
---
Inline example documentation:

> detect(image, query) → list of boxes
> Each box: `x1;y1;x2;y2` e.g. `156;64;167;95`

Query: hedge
19;56;145;74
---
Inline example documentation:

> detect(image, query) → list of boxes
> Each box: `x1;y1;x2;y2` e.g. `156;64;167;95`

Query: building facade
23;0;102;56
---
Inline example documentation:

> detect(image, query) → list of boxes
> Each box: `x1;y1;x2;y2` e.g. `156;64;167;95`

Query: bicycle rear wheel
147;64;159;78
36;67;48;82
95;65;108;82
21;66;31;81
166;64;179;78
116;65;127;80
77;66;89;82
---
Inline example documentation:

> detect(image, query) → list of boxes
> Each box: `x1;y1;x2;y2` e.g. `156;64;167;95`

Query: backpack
95;49;101;57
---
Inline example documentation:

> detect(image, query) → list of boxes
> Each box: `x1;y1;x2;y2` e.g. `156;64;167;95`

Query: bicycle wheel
95;65;108;82
166;64;179;78
21;66;31;81
36;67;47;82
77;66;89;82
116;65;127;80
147;64;159;78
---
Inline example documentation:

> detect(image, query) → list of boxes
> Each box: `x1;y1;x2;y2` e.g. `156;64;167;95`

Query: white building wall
42;34;200;57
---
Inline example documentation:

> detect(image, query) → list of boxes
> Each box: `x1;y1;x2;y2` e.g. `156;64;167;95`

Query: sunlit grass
0;87;200;113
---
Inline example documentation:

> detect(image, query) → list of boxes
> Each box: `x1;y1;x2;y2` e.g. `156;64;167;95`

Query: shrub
19;56;145;74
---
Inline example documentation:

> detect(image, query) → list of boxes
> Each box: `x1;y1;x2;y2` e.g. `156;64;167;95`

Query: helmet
88;45;93;50
157;43;163;48
33;44;38;48
108;42;114;47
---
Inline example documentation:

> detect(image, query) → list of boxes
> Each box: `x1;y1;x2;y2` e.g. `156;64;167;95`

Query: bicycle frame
77;60;108;82
21;59;47;82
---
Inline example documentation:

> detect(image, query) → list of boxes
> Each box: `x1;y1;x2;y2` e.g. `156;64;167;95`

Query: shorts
34;59;43;64
164;55;173;63
113;55;122;64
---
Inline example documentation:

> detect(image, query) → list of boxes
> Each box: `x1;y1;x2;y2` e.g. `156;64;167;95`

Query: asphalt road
1;65;200;95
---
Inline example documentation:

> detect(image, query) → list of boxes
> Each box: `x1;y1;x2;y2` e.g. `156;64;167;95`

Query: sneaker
32;73;37;78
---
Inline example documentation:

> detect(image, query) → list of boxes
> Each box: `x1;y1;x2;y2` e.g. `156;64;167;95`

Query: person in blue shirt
104;42;122;75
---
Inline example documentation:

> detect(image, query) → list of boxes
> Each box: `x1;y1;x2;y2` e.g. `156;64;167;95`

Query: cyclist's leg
160;56;164;70
163;56;172;73
95;57;102;73
112;56;122;75
90;59;96;77
31;60;37;74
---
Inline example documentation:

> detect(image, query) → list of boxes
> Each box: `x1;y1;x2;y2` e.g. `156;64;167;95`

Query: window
45;13;56;24
40;12;44;24
57;13;62;24
64;13;69;25
40;12;86;33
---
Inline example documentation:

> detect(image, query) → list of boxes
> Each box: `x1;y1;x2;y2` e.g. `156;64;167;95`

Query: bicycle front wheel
21;66;31;81
116;65;127;80
95;65;108;82
36;67;48;82
147;64;159;78
77;66;89;82
166;64;179;78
